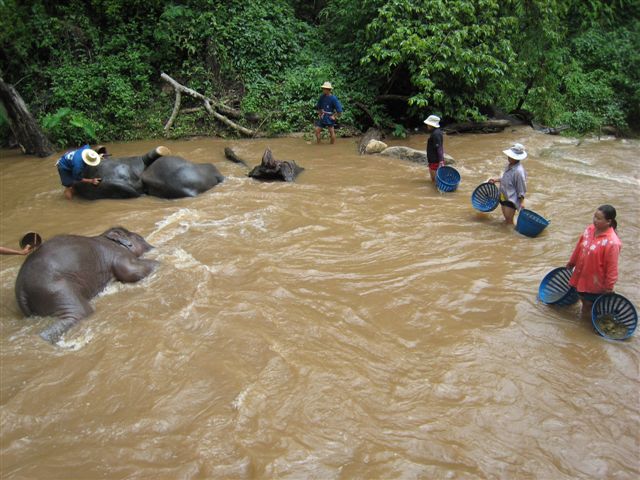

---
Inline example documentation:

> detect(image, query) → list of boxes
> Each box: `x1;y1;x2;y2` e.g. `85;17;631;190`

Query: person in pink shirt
566;205;622;316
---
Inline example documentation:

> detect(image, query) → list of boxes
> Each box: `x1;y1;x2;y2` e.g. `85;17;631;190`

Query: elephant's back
76;158;145;200
14;236;108;315
142;156;223;198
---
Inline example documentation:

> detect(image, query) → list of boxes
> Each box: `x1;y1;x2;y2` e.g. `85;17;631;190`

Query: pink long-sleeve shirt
568;224;622;293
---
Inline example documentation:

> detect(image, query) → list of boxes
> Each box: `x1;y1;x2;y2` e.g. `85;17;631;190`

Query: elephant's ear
104;228;134;249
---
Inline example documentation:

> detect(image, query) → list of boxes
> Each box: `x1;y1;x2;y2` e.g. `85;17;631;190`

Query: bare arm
80;177;101;185
0;245;32;255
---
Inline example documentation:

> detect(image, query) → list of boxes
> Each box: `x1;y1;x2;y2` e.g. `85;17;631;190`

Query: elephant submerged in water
15;227;158;343
247;148;304;182
74;147;224;200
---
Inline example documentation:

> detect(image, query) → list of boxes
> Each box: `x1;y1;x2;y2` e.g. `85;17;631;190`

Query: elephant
248;148;303;182
224;147;249;167
15;227;158;343
73;147;224;200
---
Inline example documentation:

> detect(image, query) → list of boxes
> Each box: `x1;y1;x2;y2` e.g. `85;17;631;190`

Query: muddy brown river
1;127;639;479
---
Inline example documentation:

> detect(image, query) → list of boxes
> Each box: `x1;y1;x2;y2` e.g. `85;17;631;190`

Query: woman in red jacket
566;205;622;316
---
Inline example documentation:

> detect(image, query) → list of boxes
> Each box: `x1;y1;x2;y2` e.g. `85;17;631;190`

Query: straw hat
503;143;527;161
321;82;333;90
81;149;102;166
423;115;440;128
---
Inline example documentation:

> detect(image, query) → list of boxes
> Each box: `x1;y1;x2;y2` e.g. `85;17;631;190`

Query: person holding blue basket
489;143;527;225
566;205;622;316
424;115;444;183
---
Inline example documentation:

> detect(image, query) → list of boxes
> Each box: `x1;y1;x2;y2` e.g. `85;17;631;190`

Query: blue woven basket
516;209;550;237
436;166;461;193
538;267;579;305
592;293;638;340
471;182;499;212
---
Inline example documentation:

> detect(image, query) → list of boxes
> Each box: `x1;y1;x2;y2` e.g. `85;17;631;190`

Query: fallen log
443;119;511;134
160;72;256;137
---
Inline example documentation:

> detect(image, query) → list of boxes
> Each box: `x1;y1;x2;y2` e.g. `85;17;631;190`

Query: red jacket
568;224;622;293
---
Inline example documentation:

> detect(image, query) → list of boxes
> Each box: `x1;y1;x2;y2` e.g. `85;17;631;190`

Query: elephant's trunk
142;146;171;167
39;318;80;344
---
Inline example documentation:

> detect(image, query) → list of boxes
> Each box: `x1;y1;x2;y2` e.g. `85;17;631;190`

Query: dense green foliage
0;0;638;147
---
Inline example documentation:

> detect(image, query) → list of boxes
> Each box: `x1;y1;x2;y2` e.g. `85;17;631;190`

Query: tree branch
164;89;181;132
160;72;255;137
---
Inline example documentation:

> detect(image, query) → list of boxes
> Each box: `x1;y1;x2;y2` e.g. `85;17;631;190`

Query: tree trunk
0;77;54;157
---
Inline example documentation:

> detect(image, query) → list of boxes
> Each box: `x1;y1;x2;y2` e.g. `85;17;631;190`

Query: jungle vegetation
1;0;638;147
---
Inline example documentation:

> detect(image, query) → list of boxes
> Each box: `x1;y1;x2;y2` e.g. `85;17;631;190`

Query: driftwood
0;77;54;157
444;119;511;134
161;72;256;137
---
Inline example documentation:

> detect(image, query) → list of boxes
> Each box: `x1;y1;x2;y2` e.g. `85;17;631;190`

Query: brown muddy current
1;127;639;479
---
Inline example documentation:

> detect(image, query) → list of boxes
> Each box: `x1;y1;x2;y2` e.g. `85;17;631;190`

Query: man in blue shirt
315;82;343;144
56;144;103;200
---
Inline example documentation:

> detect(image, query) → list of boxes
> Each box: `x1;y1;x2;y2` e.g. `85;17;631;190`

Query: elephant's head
102;227;153;256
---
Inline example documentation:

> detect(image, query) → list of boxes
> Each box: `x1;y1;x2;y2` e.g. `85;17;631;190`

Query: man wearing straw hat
56;144;104;200
314;82;343;144
424;114;444;183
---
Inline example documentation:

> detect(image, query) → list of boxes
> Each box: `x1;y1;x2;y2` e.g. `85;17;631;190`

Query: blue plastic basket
516;209;550;237
592;293;638;340
471;182;500;212
538;267;579;305
436;166;461;193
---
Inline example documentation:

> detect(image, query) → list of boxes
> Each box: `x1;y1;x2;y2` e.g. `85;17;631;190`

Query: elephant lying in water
74;147;224;199
15;227;158;343
248;148;304;182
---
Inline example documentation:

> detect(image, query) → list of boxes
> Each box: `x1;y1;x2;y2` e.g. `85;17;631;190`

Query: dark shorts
578;291;601;302
57;166;76;187
315;119;336;129
499;199;517;209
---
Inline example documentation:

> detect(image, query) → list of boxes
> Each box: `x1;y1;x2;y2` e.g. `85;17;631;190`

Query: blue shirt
56;144;90;181
316;94;343;125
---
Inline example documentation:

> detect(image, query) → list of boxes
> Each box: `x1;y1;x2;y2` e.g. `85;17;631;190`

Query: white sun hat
321;82;333;90
503;143;527;161
81;149;102;166
423;115;440;128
